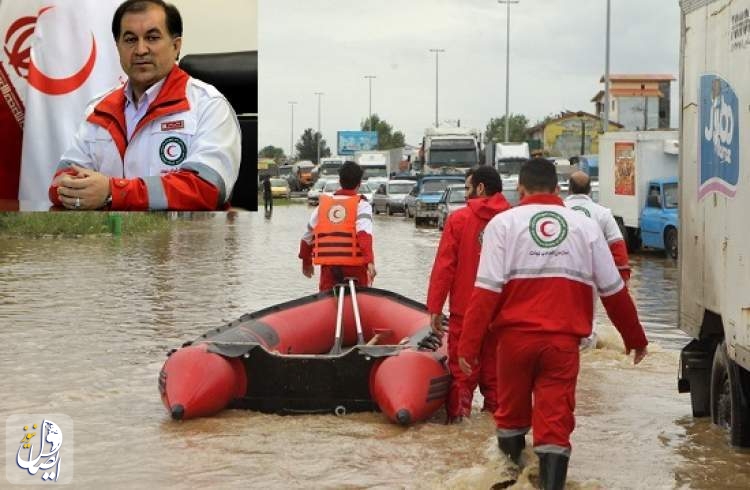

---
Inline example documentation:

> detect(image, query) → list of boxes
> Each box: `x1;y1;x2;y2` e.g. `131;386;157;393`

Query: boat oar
348;278;365;345
329;283;346;355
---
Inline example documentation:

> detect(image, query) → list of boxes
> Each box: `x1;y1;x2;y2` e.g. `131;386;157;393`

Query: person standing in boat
425;165;511;423
298;161;376;291
458;158;648;489
564;170;631;350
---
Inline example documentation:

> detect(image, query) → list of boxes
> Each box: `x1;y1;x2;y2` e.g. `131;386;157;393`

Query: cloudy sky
258;0;680;155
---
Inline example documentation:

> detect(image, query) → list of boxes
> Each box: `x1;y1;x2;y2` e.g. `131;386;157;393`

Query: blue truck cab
405;174;465;226
639;177;679;258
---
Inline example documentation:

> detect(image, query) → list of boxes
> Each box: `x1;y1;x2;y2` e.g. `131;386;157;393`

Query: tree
360;114;406;149
258;145;286;164
295;128;331;164
484;114;529;144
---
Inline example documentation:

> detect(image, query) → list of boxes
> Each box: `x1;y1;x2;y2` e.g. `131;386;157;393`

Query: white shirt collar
124;78;167;110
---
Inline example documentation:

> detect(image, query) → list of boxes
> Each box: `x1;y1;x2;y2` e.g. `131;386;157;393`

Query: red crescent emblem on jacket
540;220;555;237
26;6;97;95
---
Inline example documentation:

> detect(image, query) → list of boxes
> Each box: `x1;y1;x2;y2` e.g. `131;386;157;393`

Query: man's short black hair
519;158;557;193
470;165;502;195
112;0;182;40
339;161;364;190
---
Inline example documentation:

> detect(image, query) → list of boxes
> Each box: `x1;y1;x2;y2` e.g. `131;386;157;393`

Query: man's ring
75;196;81;209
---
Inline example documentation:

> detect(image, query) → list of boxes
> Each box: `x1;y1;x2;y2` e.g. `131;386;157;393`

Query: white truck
312;156;346;182
354;148;403;182
597;131;679;257
677;0;750;447
419;127;480;175
486;141;529;175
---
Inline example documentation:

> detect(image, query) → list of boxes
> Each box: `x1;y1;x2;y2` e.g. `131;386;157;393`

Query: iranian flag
0;0;123;203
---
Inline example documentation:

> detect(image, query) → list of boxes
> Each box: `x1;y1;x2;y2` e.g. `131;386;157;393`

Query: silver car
436;184;467;230
372;180;416;215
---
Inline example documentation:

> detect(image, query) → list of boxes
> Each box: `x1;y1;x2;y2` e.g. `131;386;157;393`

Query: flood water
1;204;749;489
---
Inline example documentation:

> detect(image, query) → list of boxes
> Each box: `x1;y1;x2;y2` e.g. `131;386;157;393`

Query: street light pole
314;91;324;164
429;48;445;127
288;101;297;160
498;0;519;143
602;0;611;133
364;75;376;131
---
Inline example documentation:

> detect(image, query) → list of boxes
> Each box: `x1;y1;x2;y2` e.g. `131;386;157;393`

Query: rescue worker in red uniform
458;158;648;490
299;161;376;291
565;170;631;350
426;165;511;422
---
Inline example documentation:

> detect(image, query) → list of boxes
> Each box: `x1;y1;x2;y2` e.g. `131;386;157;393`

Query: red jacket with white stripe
426;192;511;317
48;66;241;210
458;194;647;361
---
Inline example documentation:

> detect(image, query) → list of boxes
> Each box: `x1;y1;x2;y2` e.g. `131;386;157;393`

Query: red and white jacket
48;66;241;210
426;193;511;317
458;194;647;361
564;193;630;281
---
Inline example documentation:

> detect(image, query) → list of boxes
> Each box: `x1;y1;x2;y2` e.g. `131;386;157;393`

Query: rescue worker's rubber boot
537;452;569;490
497;435;525;466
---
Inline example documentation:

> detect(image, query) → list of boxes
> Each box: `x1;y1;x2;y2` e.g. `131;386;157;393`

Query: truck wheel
373;205;379;215
665;227;678;259
386;204;393;216
710;339;750;446
405;207;411;219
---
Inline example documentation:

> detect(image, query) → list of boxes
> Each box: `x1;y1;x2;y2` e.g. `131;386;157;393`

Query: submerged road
0;204;748;488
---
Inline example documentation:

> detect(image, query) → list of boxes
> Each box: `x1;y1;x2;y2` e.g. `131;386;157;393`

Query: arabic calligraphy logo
3;6;97;95
16;419;63;482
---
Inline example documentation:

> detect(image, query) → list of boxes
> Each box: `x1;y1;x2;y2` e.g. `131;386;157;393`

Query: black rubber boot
537;452;569;490
497;434;526;466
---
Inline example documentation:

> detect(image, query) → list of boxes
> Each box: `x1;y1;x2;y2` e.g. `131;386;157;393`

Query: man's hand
56;165;110;210
302;263;314;278
458;356;476;375
430;313;446;338
626;345;648;365
367;263;377;286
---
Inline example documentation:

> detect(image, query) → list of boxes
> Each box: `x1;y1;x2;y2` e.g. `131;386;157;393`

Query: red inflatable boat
159;282;449;425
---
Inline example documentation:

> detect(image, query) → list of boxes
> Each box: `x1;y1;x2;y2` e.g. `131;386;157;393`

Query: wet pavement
1;204;748;488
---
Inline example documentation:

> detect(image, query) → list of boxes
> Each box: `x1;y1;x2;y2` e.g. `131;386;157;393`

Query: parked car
320;180;342;197
372;179;416;215
307;179;329;206
359;181;377;203
405;175;466;226
270;178;291;199
436;184;467;230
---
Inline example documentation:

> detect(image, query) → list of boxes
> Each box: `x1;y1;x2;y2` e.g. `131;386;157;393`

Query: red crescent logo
540;220;555;238
166;144;177;157
26;6;97;95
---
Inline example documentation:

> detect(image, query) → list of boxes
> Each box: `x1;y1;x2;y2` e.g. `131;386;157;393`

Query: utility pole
498;0;520;143
364;75;376;131
602;0;611;132
314;92;324;164
429;48;445;127
288;101;297;160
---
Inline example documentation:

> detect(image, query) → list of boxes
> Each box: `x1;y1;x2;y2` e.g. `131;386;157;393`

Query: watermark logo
6;414;73;484
699;74;739;199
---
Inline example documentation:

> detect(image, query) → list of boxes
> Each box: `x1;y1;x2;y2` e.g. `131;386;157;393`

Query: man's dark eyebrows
121;27;164;38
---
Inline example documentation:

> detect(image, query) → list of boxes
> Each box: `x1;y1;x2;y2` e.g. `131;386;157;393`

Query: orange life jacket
313;194;366;266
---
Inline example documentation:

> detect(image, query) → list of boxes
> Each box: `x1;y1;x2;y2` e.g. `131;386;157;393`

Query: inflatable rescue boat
159;282;449;425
